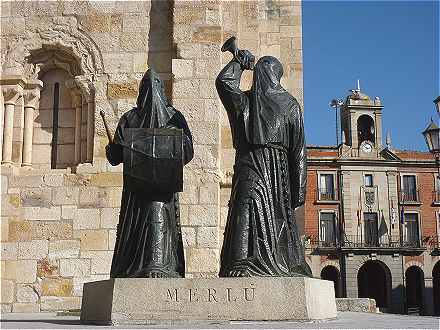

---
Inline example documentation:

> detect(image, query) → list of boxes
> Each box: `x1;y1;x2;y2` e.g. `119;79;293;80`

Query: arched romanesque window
35;69;75;168
29;48;95;169
1;23;105;170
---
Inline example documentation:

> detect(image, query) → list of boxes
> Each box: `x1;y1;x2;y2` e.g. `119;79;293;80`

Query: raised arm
289;103;307;209
215;60;248;116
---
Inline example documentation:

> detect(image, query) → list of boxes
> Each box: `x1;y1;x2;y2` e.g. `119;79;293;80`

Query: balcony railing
399;189;420;203
342;235;425;250
401;238;423;248
316;188;339;202
309;236;338;248
307;233;431;252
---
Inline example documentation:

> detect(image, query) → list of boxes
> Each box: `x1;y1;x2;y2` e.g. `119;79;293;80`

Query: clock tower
340;81;384;158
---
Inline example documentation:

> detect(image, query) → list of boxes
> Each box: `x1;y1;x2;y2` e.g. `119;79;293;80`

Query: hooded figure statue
106;69;193;278
216;53;311;277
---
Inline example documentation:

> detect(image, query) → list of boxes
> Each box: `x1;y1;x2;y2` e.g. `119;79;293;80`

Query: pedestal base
80;277;337;325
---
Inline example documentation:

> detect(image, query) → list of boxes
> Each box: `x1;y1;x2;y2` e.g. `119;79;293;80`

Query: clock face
361;141;373;153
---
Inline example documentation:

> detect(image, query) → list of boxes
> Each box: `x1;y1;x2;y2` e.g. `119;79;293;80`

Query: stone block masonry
0;0;303;313
1;170;124;312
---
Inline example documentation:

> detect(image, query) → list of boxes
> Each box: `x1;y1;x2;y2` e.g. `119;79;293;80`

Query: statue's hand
105;143;117;158
235;49;255;70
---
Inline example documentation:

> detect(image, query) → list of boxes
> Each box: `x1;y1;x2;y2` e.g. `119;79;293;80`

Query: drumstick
100;111;113;144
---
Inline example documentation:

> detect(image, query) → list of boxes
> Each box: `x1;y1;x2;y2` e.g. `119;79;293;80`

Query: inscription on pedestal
165;285;255;303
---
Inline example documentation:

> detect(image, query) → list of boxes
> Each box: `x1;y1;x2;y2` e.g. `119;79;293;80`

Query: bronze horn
221;36;254;70
221;36;238;55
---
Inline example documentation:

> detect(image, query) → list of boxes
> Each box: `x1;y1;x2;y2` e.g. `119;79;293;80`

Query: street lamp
422;119;440;155
423;119;440;200
330;98;344;146
434;96;440;115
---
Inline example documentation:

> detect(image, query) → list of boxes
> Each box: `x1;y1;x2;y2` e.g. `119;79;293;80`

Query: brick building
304;87;440;315
0;0;303;313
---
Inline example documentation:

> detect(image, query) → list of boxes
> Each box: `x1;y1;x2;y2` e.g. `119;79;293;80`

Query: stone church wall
0;0;303;313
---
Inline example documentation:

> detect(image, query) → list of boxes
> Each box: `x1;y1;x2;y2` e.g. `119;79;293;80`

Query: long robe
106;69;193;278
216;57;311;277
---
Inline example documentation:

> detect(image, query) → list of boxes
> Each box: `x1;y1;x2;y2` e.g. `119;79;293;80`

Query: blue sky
302;0;439;151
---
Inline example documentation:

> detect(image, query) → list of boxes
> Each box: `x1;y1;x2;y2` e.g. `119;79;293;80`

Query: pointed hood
245;56;296;145
136;69;176;128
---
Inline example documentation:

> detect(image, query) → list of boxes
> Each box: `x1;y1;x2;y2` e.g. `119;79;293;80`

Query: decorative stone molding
404;260;424;271
74;76;95;102
23;62;41;80
38;24;104;74
320;260;340;272
354;256;392;275
28;49;82;77
2;40;26;76
69;90;82;108
2;18;104;76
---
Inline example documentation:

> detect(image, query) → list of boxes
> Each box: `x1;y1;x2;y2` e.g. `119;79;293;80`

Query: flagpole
398;174;404;246
358;186;362;245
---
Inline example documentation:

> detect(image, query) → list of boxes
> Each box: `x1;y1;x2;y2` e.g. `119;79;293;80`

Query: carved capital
2;86;22;105
65;79;82;107
23;80;43;109
74;76;95;102
23;90;40;109
71;90;82;108
65;79;77;90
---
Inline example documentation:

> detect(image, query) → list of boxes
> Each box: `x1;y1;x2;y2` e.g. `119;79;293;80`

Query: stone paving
1;312;439;329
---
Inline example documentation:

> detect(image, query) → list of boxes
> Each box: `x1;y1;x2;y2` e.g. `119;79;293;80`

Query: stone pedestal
80;277;337;325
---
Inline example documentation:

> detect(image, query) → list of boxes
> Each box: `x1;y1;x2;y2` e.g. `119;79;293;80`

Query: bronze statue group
105;37;311;279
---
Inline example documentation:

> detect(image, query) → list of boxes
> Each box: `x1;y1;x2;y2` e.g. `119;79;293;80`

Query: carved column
22;80;43;167
71;91;82;164
75;77;95;163
86;98;95;162
0;90;4;162
1;86;22;164
81;96;87;163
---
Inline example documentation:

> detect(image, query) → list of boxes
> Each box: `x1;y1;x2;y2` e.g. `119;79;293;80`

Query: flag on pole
378;210;388;237
400;203;405;224
390;200;396;227
357;187;362;227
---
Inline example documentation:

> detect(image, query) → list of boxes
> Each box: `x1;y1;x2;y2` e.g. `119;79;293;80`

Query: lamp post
422;118;440;203
330;98;344;146
425;100;440;250
423;119;440;156
434;96;440;115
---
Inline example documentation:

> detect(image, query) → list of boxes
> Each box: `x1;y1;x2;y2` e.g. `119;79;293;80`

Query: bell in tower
340;80;384;157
